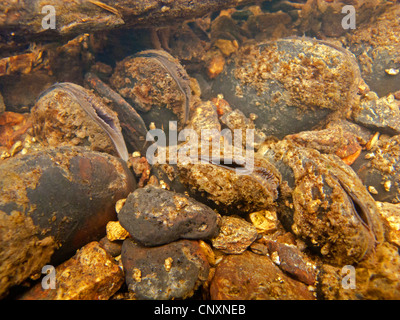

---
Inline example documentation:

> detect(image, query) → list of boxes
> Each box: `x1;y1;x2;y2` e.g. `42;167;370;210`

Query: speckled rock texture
118;185;219;246
121;239;210;300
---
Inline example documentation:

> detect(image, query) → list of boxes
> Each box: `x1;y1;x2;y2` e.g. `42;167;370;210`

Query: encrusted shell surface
208;37;362;139
31;83;129;160
260;139;384;265
0;146;135;297
152;144;281;215
110;50;192;131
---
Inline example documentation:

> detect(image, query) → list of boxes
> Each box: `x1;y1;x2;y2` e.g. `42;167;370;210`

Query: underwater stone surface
320;243;400;300
211;216;257;254
261;239;317;286
118;185;219;246
353;94;400;136
19;241;124;300
209;250;315;300
1;1;400;301
345;5;400;97
121;239;210;300
352;135;400;203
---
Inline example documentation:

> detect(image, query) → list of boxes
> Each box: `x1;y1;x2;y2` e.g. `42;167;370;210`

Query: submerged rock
118;185;219;246
261;239;317;286
345;5;400;97
121;239;210;300
353;94;400;135
210;250;315;300
351;135;400;203
320;243;400;300
19;241;124;300
211;215;257;254
376;202;400;248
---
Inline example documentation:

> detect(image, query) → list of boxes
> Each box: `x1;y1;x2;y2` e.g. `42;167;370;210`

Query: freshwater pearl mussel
2;2;400;300
110;49;193;133
32;82;130;161
152;144;282;215
260;140;384;265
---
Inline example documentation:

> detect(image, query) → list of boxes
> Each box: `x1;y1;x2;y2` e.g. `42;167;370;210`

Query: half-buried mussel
84;72;149;155
110;50;192;132
152;143;281;215
32;82;129;161
0;146;135;297
352;134;400;204
208;37;362;139
259;140;384;265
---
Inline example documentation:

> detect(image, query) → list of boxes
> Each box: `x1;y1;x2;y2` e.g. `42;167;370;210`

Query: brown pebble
211;216;257;254
121;239;210;300
19;242;124;300
210;250;315;300
99;236;123;257
262;240;317;285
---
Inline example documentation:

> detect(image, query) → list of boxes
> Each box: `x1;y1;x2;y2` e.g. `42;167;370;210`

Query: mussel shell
32;83;129;161
351;135;400;203
260;140;383;265
110;50;192;133
152;145;281;215
0;146;135;296
84;72;149;155
208;37;361;139
346;5;400;97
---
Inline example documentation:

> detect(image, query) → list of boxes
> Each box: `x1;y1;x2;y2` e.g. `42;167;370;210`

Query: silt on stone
121;239;210;300
118;185;219;246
